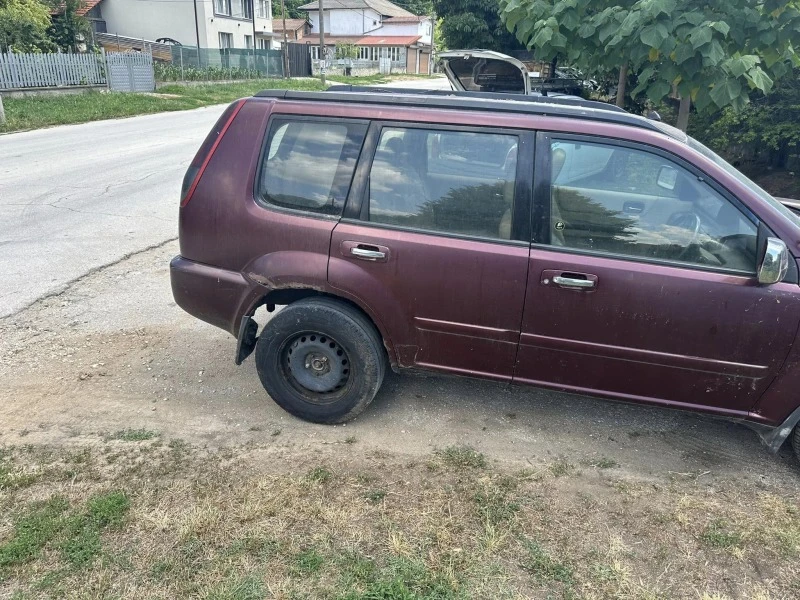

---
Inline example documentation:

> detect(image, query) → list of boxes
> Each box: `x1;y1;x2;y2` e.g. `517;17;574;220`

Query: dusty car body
170;87;800;461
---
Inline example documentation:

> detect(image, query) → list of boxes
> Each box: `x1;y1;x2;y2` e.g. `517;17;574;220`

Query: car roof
254;88;681;140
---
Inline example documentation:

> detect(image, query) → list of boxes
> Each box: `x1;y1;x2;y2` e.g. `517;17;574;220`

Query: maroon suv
171;88;800;462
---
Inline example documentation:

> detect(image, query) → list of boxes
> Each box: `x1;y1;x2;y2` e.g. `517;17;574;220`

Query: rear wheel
255;298;386;424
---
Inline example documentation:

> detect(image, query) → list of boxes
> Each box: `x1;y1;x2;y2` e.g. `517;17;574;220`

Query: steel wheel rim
280;332;352;404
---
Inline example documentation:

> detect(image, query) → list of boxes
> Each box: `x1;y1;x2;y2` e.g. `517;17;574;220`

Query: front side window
260;119;367;215
547;139;758;273
367;127;519;240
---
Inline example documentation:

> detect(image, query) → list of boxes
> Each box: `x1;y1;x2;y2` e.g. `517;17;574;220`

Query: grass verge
0;74;441;134
0;441;798;599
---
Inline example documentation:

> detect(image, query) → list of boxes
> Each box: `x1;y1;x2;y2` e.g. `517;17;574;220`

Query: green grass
520;539;574;584
437;446;487;469
700;519;743;549
107;428;159;442
0;74;439;134
0;78;325;133
307;466;333;484
0;491;129;573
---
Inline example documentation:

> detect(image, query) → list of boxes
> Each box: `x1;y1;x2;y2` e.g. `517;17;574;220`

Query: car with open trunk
171;87;800;463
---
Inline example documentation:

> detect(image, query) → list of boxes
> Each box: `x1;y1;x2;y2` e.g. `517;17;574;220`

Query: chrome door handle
351;247;386;260
553;276;596;289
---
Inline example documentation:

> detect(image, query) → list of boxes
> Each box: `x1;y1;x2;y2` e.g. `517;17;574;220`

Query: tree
433;0;526;54
272;0;308;20
0;0;55;53
500;0;800;130
46;0;91;52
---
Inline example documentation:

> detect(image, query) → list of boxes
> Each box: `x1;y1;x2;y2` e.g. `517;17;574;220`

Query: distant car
171;85;800;464
155;37;182;45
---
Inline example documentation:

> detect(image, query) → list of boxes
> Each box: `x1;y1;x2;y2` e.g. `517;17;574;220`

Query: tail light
180;99;246;207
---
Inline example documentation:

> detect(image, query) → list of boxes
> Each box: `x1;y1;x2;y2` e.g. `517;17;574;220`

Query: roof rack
326;85;628;113
254;88;664;135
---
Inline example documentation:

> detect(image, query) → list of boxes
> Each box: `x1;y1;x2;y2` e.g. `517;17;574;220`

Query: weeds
438;445;486;469
108;428;159;442
307;466;333;484
701;519;743;549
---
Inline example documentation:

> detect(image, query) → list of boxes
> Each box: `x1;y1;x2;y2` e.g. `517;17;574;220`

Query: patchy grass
437;445;486;469
107;428;159;442
700;519;743;550
0;442;799;598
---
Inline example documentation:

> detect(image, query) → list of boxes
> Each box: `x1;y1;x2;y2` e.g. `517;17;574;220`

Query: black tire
793;425;800;463
255;298;386;424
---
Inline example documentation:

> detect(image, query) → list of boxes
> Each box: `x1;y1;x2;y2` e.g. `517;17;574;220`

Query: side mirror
657;166;678;191
758;237;789;285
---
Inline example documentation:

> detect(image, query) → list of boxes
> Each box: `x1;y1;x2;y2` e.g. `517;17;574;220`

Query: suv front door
328;123;533;379
515;133;800;414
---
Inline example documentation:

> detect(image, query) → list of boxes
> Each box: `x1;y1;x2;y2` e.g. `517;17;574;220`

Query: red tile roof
272;19;309;32
50;0;103;16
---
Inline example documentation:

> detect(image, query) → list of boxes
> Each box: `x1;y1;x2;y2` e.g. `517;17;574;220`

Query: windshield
687;136;800;227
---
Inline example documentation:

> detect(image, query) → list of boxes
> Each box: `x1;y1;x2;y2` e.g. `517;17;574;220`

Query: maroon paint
170;96;800;430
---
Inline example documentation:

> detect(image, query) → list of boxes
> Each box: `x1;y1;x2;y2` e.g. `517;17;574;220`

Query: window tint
368;127;518;240
260;119;367;215
549;140;758;273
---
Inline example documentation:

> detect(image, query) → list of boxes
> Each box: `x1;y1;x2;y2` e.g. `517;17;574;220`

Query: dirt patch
1;241;800;597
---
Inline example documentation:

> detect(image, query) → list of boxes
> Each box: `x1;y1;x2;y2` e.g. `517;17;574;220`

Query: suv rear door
439;50;531;95
328;122;534;379
515;132;800;414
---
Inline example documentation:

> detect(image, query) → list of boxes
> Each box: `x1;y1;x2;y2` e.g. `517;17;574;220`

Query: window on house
215;0;232;16
258;38;269;50
243;0;253;19
547;139;758;272
260;119;368;215
245;35;253;49
257;0;269;18
219;32;233;49
367;127;519;240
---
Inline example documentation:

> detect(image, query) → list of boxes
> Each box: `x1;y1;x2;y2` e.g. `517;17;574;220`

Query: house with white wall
298;0;432;74
84;0;275;50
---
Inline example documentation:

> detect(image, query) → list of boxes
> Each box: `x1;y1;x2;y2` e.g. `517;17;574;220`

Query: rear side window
367;127;519;240
259;119;367;215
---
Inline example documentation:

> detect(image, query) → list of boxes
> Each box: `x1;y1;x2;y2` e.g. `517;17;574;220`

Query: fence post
0;94;5;125
101;48;111;90
179;45;184;81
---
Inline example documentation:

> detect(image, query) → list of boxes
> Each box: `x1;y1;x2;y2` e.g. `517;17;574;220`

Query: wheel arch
252;287;398;369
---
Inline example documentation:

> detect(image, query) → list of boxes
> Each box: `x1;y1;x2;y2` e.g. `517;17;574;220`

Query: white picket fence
0;52;106;90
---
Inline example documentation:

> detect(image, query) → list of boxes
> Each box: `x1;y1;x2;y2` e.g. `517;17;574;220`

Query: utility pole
281;0;290;78
318;0;326;85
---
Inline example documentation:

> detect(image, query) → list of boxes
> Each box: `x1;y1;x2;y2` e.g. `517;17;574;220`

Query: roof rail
326;85;629;114
254;88;663;135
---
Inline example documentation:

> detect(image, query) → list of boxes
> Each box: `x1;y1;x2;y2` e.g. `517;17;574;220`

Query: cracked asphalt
0;105;227;318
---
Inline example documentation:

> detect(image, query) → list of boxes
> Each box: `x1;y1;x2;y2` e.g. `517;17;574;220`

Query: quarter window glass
549;140;758;273
260;120;367;215
368;127;519;240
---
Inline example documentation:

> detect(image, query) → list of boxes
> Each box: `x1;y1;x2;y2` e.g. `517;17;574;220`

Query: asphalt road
0;105;227;318
0;78;451;319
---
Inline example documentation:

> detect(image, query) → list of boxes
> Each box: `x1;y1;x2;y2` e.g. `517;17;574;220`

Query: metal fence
107;52;155;92
0;52;105;89
161;46;284;80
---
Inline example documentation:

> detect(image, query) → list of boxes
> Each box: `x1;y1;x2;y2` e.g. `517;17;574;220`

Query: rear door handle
542;269;598;290
340;240;390;262
351;247;386;260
